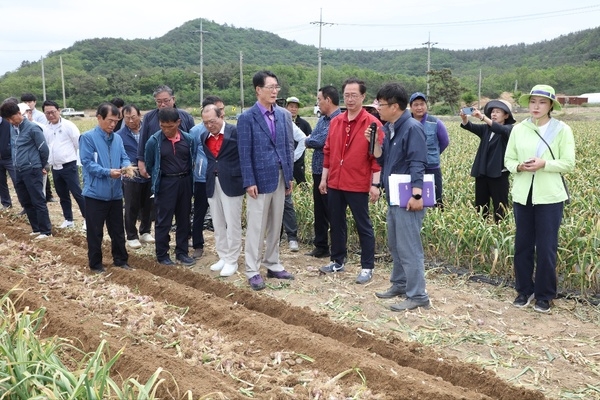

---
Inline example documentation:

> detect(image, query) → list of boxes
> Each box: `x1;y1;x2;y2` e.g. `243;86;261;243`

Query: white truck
60;108;85;118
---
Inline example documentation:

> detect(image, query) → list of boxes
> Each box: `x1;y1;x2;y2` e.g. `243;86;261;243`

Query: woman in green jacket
504;84;575;313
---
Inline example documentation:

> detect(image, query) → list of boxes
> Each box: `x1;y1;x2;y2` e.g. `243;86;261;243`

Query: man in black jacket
137;85;195;179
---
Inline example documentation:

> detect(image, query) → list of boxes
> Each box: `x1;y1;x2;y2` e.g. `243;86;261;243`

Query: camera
461;107;474;115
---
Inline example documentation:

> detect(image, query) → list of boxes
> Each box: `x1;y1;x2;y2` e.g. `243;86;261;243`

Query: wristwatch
371;183;381;188
412;193;422;200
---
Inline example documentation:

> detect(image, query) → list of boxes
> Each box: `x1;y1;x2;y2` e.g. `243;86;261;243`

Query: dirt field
1;195;599;399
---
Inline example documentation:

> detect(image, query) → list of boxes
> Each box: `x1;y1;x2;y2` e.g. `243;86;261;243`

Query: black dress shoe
116;264;132;270
375;285;407;299
158;258;175;266
305;247;330;258
90;267;106;274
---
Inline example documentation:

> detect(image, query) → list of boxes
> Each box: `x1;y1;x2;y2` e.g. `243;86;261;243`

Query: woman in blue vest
504;85;575;313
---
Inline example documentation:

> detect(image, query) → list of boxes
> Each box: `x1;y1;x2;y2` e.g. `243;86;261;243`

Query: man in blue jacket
80;102;132;274
0;100;51;239
369;83;431;311
237;70;295;290
0;104;17;211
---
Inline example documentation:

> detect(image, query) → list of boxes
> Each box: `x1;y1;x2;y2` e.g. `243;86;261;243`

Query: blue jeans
0;158;16;207
387;206;428;301
52;161;85;221
15;168;52;235
513;201;564;301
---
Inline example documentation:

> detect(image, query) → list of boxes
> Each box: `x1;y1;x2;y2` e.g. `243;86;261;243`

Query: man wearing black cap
409;92;449;209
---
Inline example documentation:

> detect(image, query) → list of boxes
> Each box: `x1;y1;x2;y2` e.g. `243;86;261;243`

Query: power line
332;5;600;28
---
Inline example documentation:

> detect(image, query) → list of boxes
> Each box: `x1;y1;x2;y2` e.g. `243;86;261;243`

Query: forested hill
2;18;599;110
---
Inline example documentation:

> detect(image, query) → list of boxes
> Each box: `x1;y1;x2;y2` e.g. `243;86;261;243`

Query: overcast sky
1;0;599;76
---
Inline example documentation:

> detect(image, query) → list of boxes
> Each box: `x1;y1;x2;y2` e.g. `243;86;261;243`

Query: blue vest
423;115;440;167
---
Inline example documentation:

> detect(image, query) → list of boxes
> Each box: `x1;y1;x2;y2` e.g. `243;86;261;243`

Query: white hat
17;102;31;115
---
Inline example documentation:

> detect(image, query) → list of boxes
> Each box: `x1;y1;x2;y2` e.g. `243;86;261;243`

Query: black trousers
312;173;329;250
474;172;509;223
328;187;375;269
52;161;85;221
154;176;192;261
192;181;209;249
123;179;153;240
85;196;128;270
513;199;564;301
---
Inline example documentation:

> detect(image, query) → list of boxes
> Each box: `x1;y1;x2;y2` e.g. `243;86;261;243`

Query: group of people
0;77;574;313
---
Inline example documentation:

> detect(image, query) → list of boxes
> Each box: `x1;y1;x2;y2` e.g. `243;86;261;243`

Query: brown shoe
193;248;204;259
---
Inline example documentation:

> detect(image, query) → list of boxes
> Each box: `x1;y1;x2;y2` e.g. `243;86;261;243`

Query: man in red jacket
318;78;383;284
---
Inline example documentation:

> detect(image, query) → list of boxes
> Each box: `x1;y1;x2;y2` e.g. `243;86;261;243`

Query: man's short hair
319;85;340;106
158;107;180;123
376;83;409;111
96;102;119;119
153;85;174;98
342;78;366;95
202;95;223;108
122;104;141;116
0;101;20;119
42;100;60;112
202;104;222;118
110;97;125;108
252;70;278;89
20;93;37;102
3;97;19;105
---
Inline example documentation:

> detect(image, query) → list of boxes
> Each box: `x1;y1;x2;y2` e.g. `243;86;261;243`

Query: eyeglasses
44;110;58;115
155;97;174;105
261;85;281;91
343;93;363;100
105;118;120;124
203;119;220;126
124;115;139;121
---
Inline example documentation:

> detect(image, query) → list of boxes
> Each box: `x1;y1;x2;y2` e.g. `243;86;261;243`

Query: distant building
557;95;588;106
579;93;600;104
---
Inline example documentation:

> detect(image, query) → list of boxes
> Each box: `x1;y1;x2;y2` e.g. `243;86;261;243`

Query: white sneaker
220;263;238;277
59;220;74;229
127;239;142;249
140;233;155;243
29;231;41;236
288;240;299;252
33;234;51;240
210;260;225;271
82;221;87;231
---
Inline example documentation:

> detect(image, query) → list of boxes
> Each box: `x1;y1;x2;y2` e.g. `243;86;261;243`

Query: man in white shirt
41;100;85;229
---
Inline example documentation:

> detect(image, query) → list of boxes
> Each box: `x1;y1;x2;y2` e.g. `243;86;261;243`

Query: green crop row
0;291;166;399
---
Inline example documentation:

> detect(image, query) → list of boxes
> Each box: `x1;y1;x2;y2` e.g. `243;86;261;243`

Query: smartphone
368;122;377;155
461;107;474;115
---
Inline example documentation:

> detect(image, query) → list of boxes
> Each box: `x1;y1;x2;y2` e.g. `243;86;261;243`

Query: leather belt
161;171;190;178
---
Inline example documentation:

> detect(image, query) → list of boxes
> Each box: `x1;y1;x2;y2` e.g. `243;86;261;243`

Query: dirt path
1;202;598;399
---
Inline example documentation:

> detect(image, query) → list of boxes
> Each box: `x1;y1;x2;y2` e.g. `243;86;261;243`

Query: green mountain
2;18;599;110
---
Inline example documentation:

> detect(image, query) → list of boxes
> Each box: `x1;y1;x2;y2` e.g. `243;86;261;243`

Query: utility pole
311;9;334;97
422;33;437;98
41;56;46;101
240;51;244;110
59;56;66;108
194;20;209;106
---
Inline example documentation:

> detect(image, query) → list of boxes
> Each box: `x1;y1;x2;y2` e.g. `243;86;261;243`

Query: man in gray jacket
0;100;51;239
